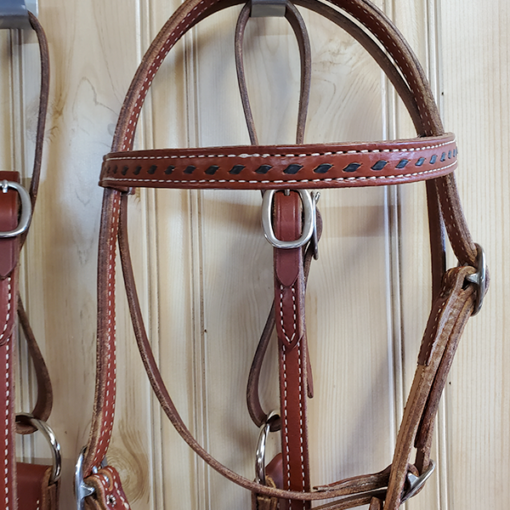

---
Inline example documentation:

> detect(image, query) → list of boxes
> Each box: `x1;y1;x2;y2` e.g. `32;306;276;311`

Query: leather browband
100;134;458;191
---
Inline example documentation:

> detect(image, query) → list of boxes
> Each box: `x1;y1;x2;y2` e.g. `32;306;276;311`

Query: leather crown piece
80;0;488;509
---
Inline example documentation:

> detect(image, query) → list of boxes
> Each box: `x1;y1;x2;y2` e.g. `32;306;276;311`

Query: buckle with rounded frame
0;180;32;238
262;189;318;250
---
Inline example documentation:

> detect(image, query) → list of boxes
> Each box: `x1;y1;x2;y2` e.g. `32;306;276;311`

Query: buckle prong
402;460;436;502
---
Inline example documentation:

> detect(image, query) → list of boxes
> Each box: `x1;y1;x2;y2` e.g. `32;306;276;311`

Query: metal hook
75;447;96;510
0;0;38;30
250;0;286;18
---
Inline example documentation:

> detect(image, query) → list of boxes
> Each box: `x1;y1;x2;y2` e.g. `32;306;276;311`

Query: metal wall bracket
251;0;286;18
0;0;38;30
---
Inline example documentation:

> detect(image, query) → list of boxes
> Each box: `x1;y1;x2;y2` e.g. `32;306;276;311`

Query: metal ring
262;189;316;249
16;413;61;484
465;243;487;316
0;180;32;238
255;410;280;485
75;447;96;510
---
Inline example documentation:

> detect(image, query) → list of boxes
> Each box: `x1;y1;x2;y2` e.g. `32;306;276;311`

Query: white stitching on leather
93;193;120;469
282;344;290;491
280;285;297;344
104;161;457;187
4;342;10;509
0;279;12;343
297;338;306;503
108;139;456;162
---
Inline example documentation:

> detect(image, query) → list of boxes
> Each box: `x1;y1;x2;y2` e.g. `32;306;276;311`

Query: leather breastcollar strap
0;13;60;510
80;0;488;509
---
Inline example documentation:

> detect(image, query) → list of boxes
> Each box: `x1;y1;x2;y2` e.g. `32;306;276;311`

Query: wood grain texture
4;0;506;509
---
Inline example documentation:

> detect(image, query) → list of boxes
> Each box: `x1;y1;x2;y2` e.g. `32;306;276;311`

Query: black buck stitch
284;164;303;174
343;163;361;172
430;155;437;164
122;166;129;175
313;164;332;174
205;165;219;175
256;165;272;174
371;160;387;171
134;166;142;175
184;165;196;174
440;152;446;162
164;166;175;175
148;165;158;174
415;157;425;167
229;165;245;175
396;159;409;169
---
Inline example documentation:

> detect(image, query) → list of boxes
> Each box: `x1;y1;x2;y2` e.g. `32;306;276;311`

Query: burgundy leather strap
0;172;19;510
273;191;310;509
17;463;59;510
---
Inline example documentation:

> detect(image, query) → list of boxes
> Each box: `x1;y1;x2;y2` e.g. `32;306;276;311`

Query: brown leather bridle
77;0;488;508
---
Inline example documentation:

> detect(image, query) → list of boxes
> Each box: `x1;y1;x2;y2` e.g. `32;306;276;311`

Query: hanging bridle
76;0;488;508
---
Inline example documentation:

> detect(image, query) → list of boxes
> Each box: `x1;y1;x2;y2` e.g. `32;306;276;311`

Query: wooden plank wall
0;0;506;508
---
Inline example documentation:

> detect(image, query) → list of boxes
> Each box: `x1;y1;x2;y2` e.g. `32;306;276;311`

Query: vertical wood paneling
441;1;510;508
6;1;507;509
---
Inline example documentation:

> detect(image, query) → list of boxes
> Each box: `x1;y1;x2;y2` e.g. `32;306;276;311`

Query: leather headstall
0;13;61;510
78;0;488;509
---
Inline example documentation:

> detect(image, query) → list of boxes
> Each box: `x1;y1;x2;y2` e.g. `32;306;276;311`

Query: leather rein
77;0;488;508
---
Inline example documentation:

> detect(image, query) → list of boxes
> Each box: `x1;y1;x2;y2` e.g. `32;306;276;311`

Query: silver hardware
311;191;320;259
0;0;38;29
250;0;286;18
0;180;32;238
465;243;487;316
401;460;436;502
262;189;317;250
16;413;62;484
107;495;117;506
255;410;280;485
75;447;96;510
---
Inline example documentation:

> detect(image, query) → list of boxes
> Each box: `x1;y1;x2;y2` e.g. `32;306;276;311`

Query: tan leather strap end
84;466;131;510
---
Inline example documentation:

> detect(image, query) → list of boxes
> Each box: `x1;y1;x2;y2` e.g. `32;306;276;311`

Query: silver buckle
262;189;317;250
0;180;32;238
255;410;280;485
16;413;62;484
465;243;487;316
401;460;436;502
75;447;96;510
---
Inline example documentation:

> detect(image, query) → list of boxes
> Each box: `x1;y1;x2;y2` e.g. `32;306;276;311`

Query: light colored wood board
441;1;510;508
15;2;151;508
0;32;14;166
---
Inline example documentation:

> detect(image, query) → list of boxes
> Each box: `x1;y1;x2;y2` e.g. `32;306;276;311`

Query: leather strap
273;191;310;509
84;0;487;508
0;172;20;510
